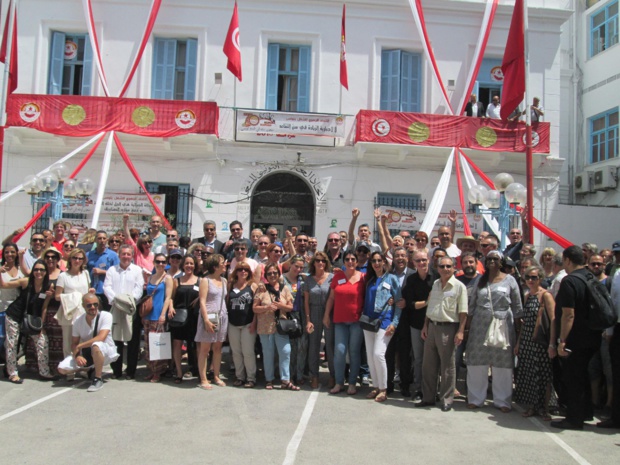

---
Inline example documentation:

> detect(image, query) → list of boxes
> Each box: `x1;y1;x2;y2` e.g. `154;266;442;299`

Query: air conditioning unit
574;171;592;195
593;167;618;191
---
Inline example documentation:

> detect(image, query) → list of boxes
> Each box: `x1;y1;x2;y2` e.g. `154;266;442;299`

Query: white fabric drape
420;149;455;235
459;152;500;236
90;132;115;228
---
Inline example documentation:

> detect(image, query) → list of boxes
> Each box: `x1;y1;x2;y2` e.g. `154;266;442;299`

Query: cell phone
563;347;572;353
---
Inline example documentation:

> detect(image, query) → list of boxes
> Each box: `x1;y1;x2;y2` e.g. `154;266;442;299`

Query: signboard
235;109;343;147
380;206;485;235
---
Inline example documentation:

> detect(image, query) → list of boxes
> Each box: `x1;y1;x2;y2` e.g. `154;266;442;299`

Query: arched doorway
250;172;315;236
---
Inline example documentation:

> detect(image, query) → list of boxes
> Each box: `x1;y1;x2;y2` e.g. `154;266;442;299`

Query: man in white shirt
486;95;501;119
57;293;119;392
416;256;468;412
103;244;144;379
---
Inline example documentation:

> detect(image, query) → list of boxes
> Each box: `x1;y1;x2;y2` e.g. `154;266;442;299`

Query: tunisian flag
340;4;348;90
0;0;18;94
223;1;242;81
500;0;525;120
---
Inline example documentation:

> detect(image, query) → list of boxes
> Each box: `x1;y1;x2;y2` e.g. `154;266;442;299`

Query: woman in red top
323;251;365;395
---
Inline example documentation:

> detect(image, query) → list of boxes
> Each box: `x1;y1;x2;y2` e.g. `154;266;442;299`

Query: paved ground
1;355;619;465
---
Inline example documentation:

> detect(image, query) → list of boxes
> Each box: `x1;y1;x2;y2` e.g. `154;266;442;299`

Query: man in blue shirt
87;230;119;310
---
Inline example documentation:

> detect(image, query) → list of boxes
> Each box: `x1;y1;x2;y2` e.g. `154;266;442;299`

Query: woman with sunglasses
167;249;184;278
26;247;63;373
123;214;154;276
362;252;401;402
196;254;228;389
283;255;307;386
168;254;201;383
0;243;24;373
259;243;284;282
253;263;297;390
60;240;76;271
108;235;122;254
55;248;95;378
323;251;365;395
142;253;173;383
227;262;258;388
1;259;55;382
187;243;206;276
304;252;334;389
466;250;523;412
514;264;555;420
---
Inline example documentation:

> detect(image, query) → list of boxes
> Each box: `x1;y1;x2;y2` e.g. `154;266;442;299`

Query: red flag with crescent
223;1;242;81
340;4;348;90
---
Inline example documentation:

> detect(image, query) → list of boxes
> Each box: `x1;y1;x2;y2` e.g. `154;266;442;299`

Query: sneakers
361;375;371;386
87;377;103;392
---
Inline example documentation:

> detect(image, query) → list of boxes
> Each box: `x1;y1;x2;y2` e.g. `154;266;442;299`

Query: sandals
233;379;245;387
214;378;226;387
466;403;480;409
244;381;256;389
282;381;300;391
150;375;161;383
540;412;552;421
9;375;23;384
265;382;274;390
499;406;511;413
522;408;536;418
198;382;212;390
375;391;388;403
174;376;183;384
366;388;380;399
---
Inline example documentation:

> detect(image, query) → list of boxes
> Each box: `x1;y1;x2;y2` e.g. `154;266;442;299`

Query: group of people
465;94;544;123
1;209;619;433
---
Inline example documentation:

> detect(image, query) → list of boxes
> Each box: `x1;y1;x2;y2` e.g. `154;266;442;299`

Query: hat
43;246;61;258
612;241;620;252
456;235;479;249
169;249;183;258
356;241;371;251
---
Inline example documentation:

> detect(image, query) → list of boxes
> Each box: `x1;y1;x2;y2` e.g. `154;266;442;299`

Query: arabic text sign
380;206;484;234
63;192;166;216
236;110;345;138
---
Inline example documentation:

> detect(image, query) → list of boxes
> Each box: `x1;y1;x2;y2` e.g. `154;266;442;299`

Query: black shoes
415;401;436;408
550;419;583;430
400;388;411;397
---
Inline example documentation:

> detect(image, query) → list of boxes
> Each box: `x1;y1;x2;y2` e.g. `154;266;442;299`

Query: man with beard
386;247;415;396
399;250;438;402
326;232;344;269
221;221;252;261
456;236;485;274
20;232;47;274
588;254;607;282
455;252;481;390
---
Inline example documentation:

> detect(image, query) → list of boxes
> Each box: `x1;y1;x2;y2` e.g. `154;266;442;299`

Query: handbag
204;277;225;331
532;292;551;347
168;307;189;328
359;297;392;333
483;285;511;350
271;289;302;338
23;314;43;334
138;274;166;318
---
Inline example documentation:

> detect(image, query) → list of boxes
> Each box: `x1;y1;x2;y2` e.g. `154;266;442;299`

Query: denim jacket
363;273;402;329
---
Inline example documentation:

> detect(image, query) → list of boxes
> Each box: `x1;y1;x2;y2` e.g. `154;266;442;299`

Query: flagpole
0;0;17;195
339;85;342;114
523;0;534;244
233;78;237;108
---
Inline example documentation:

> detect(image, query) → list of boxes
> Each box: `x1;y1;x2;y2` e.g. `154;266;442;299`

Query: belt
429;320;458;326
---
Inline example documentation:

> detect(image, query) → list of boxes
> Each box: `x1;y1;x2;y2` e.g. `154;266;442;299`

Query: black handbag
168;307;189;328
276;312;303;338
22;314;43;335
359;299;391;333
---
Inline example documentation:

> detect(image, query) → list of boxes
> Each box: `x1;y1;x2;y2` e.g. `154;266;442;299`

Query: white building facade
1;0;576;248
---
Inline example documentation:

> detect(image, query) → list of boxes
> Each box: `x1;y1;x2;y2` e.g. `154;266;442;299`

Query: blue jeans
334;322;363;385
260;333;291;382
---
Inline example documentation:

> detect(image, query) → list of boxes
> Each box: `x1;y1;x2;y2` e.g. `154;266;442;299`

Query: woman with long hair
253;262;297;390
123;214;154;274
107;235;122;254
514;264;555;420
187;243;206;276
59;240;75;271
539;248;557;287
167;249;184;278
195;254;228;389
283;255;307;386
362;251;401;402
466;250;523;412
142;253;173;383
168;254;200;383
0;243;24;363
0;259;54;382
227;262;258;388
323;251;365;395
304;252;334;389
55;248;93;364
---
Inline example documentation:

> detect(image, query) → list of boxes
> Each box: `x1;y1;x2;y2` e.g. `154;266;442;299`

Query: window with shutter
152;38;198;100
265;44;311;112
47;32;93;95
380;49;421;112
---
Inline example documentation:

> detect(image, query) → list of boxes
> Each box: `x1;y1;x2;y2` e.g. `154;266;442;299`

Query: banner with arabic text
236;110;345;138
381;206;485;235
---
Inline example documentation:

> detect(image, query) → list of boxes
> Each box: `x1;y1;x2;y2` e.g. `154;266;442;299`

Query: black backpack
573;271;617;331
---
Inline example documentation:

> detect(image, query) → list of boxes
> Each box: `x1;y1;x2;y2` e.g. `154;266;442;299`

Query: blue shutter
48;31;65;94
183;39;197;100
400;52;420;112
265;43;280;109
152;38;177;99
380;50;400;111
81;35;93;96
297;45;311;112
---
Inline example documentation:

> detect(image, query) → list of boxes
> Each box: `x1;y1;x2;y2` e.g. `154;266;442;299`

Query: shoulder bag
273;288;302;338
138;274;165;318
169;278;200;328
206;277;226;331
483;285;511;350
532;291;551;347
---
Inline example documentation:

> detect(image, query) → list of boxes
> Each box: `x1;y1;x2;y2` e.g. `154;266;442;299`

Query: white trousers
466;365;513;408
228;323;257;383
363;328;392;390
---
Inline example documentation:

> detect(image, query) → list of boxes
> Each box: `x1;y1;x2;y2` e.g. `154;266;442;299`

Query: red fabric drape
500;0;525;120
454;153;471;235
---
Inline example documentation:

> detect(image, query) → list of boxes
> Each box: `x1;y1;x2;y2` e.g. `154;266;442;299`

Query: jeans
260;333;291;382
334;322;363;385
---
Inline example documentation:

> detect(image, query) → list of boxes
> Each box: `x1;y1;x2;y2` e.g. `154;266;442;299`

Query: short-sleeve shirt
87;248;119;294
330;270;365;323
72;311;115;349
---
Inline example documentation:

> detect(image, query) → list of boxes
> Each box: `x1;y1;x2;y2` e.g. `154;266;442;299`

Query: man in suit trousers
386;247;417;397
192;220;223;253
464;94;485;117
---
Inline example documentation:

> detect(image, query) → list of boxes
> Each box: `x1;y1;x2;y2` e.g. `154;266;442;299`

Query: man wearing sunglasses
503;208;530;261
87;231;120;310
192;220;224;252
57;293;119;392
347;208;381;254
221;221;252;261
326;232;345;269
20;232;47;274
417;256;467;412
